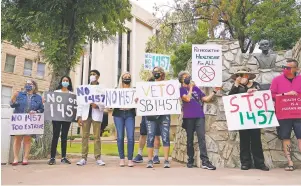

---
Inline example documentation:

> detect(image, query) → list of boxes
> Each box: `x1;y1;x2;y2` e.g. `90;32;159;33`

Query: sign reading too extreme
105;88;136;108
275;95;301;119
10;114;44;135
76;85;106;105
136;80;181;116
223;90;279;131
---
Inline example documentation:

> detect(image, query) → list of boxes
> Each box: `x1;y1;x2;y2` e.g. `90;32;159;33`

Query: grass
57;143;174;157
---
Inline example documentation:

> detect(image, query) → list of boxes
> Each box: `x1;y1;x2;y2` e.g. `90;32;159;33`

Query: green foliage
102;131;110;137
171;43;192;76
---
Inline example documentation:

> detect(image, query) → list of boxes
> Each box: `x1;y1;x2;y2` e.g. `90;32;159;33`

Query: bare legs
13;136;32;163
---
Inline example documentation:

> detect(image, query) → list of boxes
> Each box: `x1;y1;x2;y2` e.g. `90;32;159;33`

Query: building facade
1;41;52;104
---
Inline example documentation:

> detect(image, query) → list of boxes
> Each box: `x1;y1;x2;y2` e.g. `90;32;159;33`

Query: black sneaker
187;162;193;168
61;158;71;164
146;160;154;168
202;161;216;170
257;165;269;171
48;158;56;165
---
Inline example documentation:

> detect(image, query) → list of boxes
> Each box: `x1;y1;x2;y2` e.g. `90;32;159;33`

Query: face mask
90;75;96;83
184;77;191;85
123;78;131;85
25;85;33;92
154;73;161;79
62;82;69;87
240;77;248;85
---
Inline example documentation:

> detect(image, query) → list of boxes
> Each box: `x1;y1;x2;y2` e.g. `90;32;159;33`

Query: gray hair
177;71;190;83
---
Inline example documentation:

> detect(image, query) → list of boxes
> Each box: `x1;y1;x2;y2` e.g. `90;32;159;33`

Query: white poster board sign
10;114;44;135
144;53;171;71
105;88;136;108
136;80;181;116
76;85;106;105
222;90;279;131
192;44;222;87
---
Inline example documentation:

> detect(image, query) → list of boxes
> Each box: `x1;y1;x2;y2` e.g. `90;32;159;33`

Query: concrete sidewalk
2;156;301;185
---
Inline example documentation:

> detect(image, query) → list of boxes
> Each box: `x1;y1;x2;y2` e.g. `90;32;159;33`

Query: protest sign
275;95;301;119
144;53;171;71
223;90;279;131
192;45;222;87
10;114;44;135
135;80;181;116
76;85;106;105
105;88;136;108
44;92;77;122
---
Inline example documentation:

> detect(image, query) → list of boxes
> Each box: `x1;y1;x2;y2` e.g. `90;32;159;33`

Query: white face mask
90;75;96;83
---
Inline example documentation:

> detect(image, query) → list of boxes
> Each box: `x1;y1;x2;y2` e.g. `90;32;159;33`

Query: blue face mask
62;82;69;87
25;85;33;92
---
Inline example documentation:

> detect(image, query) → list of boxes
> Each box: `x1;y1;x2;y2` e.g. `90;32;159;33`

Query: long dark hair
56;76;73;91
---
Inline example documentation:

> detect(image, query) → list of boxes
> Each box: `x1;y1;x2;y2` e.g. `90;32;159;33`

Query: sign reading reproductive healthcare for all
10;114;44;135
192;44;222;87
136;80;181;116
76;85;105;105
275;95;301;120
105;88;136;108
144;53;171;71
44;92;77;122
223;90;279;131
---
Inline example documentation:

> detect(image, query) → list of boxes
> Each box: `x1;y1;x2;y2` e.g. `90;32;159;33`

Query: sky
132;0;175;17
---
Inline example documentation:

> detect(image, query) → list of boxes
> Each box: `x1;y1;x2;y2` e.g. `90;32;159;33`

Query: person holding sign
112;72;136;167
145;67;171;168
10;80;44;166
178;71;218;170
270;59;301;171
76;70;106;166
48;76;74;165
229;67;269;171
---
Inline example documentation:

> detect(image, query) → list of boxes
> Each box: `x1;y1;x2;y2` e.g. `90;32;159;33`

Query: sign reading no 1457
144;53;170;71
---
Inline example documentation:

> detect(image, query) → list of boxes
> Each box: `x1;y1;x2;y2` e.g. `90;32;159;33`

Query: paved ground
2;156;301;185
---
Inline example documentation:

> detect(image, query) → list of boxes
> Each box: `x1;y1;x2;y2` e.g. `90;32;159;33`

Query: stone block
219;141;226;152
203;103;218;116
223;60;231;69
222;71;232;81
222;143;234;159
176;150;184;162
208;131;229;141
267;138;283;151
216;111;227;121
226;157;236;168
229;131;237;141
232;49;238;54
171;149;177;159
222;81;233;92
248;56;258;65
246;64;259;72
217;98;225;112
206;135;219;153
208;152;225;168
211;121;228;131
263;151;274;168
270;150;287;162
229;66;244;74
224;51;234;61
230;43;240;50
284;50;292;59
222;45;229;52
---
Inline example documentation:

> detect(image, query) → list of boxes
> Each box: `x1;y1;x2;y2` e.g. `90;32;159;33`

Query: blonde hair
118;72;132;88
26;79;39;94
153;66;166;80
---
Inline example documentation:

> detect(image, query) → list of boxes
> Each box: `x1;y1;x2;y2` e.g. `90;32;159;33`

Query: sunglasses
281;65;295;70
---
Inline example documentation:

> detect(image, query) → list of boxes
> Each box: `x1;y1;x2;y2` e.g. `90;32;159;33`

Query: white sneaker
96;159;106;166
76;159;86;166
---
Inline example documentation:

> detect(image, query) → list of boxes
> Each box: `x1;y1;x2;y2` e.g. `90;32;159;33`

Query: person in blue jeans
145;67;171;168
112;72;135;167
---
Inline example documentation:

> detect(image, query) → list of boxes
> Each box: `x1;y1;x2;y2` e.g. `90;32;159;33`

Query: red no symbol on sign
198;66;215;82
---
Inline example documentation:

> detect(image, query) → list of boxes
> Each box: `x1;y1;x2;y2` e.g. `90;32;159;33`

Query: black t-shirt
229;81;261;95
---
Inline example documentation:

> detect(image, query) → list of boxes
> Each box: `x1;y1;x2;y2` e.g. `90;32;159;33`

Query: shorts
140;116;160;136
278;119;301;139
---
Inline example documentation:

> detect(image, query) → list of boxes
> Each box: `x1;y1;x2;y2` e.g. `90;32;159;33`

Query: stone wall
172;39;301;168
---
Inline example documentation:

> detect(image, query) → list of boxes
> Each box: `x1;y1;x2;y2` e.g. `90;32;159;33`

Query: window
1;86;12;104
117;32;123;83
24;59;33;76
4;54;16;73
37;62;46;78
126;30;131;72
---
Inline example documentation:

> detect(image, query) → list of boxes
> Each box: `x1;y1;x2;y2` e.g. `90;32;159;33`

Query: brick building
1;41;52;104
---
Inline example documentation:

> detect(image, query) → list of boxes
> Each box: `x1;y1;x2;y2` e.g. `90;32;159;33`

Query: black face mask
123;78;131;84
184;77;191;85
154;73;161;79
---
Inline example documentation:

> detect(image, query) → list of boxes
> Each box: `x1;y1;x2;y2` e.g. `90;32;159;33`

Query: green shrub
89;135;95;140
102;131;110;137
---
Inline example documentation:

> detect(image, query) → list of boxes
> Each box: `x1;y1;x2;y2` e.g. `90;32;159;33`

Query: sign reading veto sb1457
44;92;77;122
135;80;181;116
223;90;279;131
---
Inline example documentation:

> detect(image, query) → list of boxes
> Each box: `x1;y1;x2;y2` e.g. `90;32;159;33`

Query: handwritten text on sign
192;45;222;87
276;95;301;119
144;53;171;71
105;89;136;108
76;85;105;105
44;92;77;122
223;90;279;131
135;80;181;116
10;114;44;135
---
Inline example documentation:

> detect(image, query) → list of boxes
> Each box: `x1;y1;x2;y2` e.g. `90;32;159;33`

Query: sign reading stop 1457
192;44;222;87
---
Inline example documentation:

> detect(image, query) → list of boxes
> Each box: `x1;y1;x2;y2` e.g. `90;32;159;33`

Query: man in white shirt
76;70;106;166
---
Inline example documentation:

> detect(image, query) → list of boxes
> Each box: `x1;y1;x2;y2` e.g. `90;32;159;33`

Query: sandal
285;165;295;171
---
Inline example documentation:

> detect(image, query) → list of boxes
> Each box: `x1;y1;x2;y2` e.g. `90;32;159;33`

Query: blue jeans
113;112;135;160
146;115;171;148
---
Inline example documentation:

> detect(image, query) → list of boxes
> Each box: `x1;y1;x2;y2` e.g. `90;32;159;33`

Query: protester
229;67;269;171
76;70;106;166
112;72;136;167
178;71;218;170
10;80;44;166
145;67;171;168
270;59;301;171
133;77;161;164
48;76;74;165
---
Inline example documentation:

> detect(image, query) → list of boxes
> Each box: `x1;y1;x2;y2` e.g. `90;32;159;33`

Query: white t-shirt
54;89;74;94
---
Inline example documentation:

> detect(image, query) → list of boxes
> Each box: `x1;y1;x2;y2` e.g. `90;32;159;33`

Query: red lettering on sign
230;96;239;113
241;94;254;112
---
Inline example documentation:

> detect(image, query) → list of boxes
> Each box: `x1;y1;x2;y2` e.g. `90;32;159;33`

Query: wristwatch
213;90;217;94
282;93;285;96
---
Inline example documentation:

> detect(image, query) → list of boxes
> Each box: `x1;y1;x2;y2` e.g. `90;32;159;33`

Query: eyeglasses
281;65;294;70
